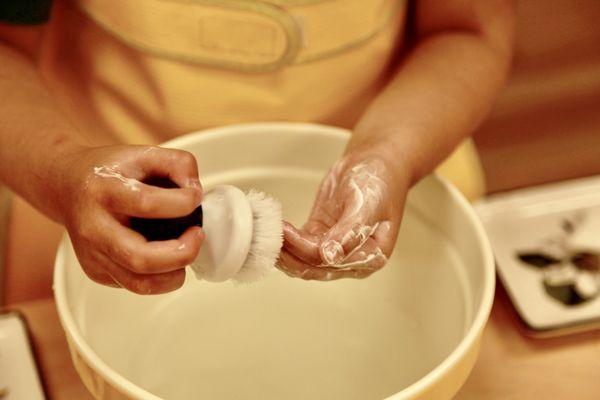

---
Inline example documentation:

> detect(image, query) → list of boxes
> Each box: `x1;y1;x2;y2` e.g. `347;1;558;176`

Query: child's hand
279;150;409;280
58;145;204;294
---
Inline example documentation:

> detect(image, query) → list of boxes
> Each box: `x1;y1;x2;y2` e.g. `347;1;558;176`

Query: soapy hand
279;151;408;280
57;145;204;294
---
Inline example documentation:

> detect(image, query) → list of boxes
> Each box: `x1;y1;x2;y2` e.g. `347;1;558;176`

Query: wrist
345;134;415;189
36;136;91;223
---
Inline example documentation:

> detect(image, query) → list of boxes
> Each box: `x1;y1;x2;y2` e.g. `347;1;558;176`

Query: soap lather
131;177;283;283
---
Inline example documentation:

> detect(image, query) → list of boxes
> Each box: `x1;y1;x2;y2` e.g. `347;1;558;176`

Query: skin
279;156;400;280
0;0;515;292
282;0;516;280
0;27;205;294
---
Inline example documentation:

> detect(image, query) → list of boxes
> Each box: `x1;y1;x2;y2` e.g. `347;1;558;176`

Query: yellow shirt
38;0;484;197
39;0;405;142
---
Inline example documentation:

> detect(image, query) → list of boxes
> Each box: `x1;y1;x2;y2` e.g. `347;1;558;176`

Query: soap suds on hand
318;158;391;272
93;165;141;192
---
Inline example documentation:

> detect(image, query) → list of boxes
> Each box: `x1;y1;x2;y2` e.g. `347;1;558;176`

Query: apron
2;0;486;307
37;0;485;195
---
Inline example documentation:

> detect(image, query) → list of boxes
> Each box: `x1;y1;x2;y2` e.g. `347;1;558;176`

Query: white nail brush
131;182;283;283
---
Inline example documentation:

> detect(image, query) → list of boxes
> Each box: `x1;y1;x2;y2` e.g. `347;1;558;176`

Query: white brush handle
191;185;253;282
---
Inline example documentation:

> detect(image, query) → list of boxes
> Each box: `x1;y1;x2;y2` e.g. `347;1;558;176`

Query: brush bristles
233;189;283;283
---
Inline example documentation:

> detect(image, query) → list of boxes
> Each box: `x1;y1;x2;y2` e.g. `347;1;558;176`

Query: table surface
12;287;600;400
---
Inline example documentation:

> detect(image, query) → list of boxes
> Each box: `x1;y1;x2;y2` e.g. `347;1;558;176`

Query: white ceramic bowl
54;123;494;399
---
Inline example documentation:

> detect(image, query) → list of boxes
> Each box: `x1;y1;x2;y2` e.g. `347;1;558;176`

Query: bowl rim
54;122;495;400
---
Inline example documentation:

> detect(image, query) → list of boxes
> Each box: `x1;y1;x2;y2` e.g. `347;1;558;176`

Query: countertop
12;286;600;400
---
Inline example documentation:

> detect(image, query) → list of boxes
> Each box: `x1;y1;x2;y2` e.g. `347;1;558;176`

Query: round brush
131;178;283;283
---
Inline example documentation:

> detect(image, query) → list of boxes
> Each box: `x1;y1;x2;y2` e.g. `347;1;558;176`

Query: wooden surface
12;286;600;400
456;286;600;399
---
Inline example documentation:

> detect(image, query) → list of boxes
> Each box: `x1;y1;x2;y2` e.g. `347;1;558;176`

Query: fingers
372;221;395;256
320;222;378;265
100;217;204;274
84;254;185;294
279;220;392;281
80;253;120;287
330;238;388;272
104;261;186;295
77;218;201;294
278;250;374;281
312;156;393;265
282;222;322;264
89;147;203;219
136;147;202;192
102;179;201;218
72;145;207;294
316;189;394;266
317;191;375;265
82;248;185;295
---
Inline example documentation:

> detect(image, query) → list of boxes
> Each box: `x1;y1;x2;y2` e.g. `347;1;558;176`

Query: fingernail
341;229;357;247
321;240;344;265
184;178;203;206
187;178;201;189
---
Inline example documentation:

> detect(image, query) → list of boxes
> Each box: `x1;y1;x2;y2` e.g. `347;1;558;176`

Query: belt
76;0;403;72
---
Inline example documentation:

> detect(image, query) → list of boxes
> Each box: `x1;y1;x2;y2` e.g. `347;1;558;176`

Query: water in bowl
74;169;470;400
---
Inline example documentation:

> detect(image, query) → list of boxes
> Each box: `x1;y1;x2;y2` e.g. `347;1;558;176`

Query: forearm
0;42;88;221
352;6;514;185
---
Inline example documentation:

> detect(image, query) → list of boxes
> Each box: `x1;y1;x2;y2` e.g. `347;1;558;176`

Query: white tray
0;311;46;400
475;176;600;333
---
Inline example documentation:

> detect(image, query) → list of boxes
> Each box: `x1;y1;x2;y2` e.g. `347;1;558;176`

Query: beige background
474;0;600;192
5;0;600;304
4;0;600;398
